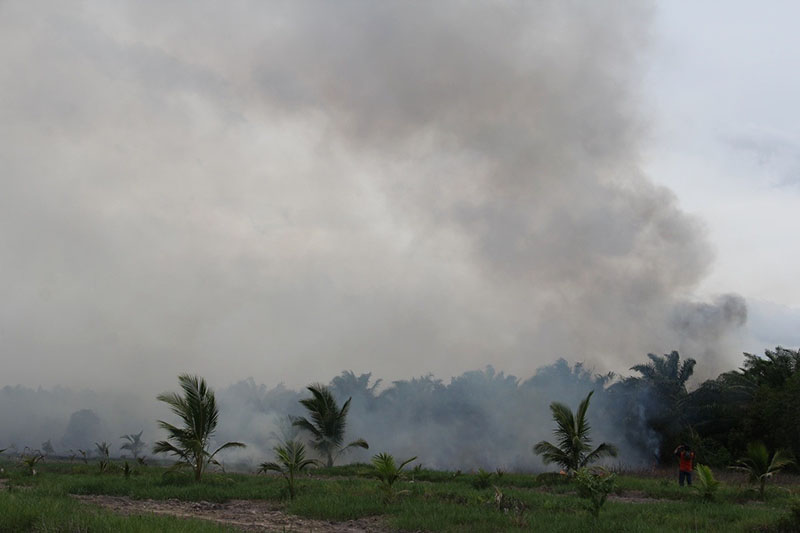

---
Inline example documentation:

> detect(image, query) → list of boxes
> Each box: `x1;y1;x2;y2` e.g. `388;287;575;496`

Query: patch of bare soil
607;491;670;504
72;495;390;532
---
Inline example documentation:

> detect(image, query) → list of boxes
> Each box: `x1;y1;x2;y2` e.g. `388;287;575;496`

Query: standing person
673;444;695;486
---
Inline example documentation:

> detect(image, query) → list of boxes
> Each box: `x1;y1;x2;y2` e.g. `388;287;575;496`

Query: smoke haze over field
0;363;675;470
0;0;749;399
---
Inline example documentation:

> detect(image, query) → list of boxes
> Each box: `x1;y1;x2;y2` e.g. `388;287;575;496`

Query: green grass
1;458;798;532
288;478;387;519
3;461;284;502
0;487;233;532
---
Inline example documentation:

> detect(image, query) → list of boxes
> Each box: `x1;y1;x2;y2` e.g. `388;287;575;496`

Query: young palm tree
372;452;417;502
292;384;368;467
153;374;246;482
20;450;44;476
95;441;111;473
533;390;618;474
692;464;720;502
258;440;318;500
41;440;55;456
120;430;145;459
730;442;794;499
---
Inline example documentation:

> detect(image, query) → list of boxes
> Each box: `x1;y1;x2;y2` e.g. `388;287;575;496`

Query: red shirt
679;451;695;472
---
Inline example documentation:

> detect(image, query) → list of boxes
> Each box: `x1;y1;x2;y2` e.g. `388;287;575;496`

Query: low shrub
575;466;616;519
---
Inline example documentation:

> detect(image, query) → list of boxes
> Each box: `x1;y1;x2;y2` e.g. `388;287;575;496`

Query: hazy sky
647;1;800;300
644;0;800;349
1;1;797;393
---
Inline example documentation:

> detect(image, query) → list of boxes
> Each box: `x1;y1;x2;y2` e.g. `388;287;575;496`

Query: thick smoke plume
0;1;746;392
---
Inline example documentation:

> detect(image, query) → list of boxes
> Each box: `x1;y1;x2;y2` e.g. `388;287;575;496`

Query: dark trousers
679;470;692;486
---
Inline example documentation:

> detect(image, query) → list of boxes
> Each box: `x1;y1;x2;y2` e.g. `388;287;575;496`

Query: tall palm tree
740;347;800;388
630;351;696;393
292;384;368;467
153;374;246;482
330;371;382;410
623;351;696;461
730;442;795;499
533;390;618;473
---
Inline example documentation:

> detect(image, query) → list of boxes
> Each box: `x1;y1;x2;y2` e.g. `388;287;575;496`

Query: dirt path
72;495;390;532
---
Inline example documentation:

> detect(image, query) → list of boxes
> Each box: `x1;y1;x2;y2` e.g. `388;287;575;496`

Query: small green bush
471;468;493;489
575;466;616;519
773;499;800;532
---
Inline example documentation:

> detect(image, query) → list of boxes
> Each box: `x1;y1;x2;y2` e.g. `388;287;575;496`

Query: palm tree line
3;347;796;480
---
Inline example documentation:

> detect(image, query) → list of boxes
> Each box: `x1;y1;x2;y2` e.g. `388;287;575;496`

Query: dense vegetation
605;347;800;469
1;348;797;473
682;348;800;467
323;347;800;472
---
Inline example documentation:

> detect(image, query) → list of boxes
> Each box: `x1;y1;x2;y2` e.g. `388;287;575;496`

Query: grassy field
1;458;798;532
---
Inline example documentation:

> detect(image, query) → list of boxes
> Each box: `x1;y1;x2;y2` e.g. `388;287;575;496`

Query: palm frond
345;438;369;450
769;449;795;473
630;364;655;379
581;442;619;467
208;441;246;462
678;358;697;384
575;390;594;440
152;440;186;457
258;461;283;474
533;440;571;468
293;417;323;440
